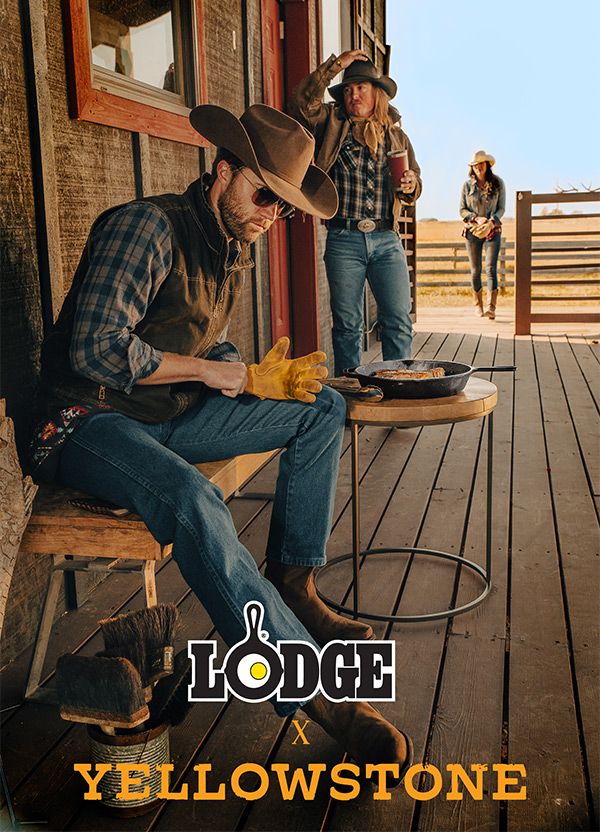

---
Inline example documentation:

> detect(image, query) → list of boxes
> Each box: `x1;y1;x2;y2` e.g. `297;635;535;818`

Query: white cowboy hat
469;150;496;167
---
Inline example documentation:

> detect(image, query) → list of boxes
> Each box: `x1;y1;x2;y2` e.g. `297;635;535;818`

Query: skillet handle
471;365;517;373
342;367;360;378
344;385;384;402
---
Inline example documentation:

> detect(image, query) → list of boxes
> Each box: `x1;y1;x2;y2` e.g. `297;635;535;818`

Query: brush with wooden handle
56;654;149;734
100;604;180;688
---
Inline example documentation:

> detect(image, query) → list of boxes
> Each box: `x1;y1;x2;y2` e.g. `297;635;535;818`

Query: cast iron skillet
344;359;517;399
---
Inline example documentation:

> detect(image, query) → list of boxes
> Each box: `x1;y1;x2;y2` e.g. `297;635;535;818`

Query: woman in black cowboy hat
291;50;422;376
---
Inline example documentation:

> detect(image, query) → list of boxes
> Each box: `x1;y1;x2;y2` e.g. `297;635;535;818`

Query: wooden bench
19;451;277;701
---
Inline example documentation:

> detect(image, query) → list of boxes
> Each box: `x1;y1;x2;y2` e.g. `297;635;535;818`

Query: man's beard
218;182;270;243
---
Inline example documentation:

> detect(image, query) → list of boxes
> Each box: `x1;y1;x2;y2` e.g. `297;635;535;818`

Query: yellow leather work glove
245;337;328;403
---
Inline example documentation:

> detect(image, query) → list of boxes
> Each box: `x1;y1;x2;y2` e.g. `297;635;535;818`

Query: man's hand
400;170;418;194
136;351;247;397
200;361;249;398
336;49;370;71
245;337;328;403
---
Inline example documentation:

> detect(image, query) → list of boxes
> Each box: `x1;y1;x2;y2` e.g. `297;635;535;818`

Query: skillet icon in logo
222;602;283;701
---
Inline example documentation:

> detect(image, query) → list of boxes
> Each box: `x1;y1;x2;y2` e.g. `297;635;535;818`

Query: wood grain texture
344;376;497;426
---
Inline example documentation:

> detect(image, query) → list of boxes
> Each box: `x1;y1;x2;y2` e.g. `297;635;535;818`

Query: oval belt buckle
357;219;376;232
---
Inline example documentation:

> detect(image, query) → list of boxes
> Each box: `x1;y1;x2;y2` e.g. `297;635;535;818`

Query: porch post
515;190;532;335
281;0;321;355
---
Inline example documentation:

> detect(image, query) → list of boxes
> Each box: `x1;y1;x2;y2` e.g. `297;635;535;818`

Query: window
62;0;208;144
353;0;388;73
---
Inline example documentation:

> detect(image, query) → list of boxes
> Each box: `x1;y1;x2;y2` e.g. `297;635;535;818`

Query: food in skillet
373;367;446;380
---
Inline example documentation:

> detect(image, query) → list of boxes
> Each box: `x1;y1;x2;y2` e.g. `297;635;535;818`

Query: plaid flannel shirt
329;134;392;220
30;200;241;481
71;201;241;391
70;202;172;393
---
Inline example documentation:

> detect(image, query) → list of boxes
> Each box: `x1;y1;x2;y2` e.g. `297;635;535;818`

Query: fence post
499;243;506;293
515;191;532;335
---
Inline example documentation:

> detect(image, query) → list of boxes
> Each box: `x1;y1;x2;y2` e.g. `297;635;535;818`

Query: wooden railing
515;191;600;335
416;241;513;289
416;237;599;290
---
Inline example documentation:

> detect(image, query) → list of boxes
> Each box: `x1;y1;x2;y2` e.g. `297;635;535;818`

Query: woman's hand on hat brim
337;49;370;70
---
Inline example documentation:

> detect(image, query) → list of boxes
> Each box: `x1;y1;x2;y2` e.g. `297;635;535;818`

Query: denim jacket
459;177;505;223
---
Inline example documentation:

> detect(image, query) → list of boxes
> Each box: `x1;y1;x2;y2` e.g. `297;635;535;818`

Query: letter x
291;719;310;745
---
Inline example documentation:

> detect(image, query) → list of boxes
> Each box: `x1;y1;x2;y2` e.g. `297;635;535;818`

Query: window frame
62;0;208;145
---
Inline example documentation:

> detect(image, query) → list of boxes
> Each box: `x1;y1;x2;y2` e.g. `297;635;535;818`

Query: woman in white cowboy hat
459;151;506;319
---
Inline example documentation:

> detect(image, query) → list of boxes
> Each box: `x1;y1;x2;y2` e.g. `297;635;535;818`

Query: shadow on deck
2;324;599;832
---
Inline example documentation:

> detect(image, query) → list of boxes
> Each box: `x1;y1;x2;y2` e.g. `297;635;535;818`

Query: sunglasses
234;167;295;218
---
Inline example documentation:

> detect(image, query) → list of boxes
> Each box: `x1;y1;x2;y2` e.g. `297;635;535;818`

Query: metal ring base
314;547;491;623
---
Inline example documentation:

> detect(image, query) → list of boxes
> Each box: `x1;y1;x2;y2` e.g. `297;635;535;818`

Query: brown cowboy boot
302;694;414;786
265;561;374;644
484;290;498;320
472;289;484;317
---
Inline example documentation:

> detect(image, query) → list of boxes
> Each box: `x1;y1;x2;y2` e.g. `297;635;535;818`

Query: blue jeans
58;386;346;716
464;231;502;292
324;228;413;377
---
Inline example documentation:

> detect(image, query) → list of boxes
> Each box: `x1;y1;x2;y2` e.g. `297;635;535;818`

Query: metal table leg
315;413;494;623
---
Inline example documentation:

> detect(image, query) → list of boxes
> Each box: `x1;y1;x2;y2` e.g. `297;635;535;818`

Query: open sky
386;0;600;220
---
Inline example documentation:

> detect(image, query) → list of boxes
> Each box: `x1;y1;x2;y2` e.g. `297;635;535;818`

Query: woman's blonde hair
372;86;394;130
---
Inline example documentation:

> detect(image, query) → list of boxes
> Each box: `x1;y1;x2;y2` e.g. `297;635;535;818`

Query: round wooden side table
315;377;498;622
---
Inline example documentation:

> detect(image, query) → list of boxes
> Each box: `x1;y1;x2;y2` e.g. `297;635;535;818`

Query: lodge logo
188;601;395;704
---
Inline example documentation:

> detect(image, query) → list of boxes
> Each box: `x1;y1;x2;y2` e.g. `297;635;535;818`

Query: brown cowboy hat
189;103;338;219
328;59;397;104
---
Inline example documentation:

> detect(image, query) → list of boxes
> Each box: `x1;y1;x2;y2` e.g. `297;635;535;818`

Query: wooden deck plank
416;334;511;832
552;337;600;497
2;327;598;832
568;335;600;411
507;337;589;831
534;336;600;821
325;333;489;831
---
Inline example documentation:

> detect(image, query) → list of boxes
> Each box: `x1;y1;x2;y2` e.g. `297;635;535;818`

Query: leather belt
326;218;393;232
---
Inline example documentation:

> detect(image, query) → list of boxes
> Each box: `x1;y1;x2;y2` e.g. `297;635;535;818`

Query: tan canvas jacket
290;54;422;233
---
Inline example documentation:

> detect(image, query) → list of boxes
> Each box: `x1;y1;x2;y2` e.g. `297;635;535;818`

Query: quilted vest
39;178;249;423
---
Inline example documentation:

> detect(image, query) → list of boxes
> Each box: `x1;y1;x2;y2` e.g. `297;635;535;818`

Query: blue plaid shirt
70;202;240;393
330;134;392;220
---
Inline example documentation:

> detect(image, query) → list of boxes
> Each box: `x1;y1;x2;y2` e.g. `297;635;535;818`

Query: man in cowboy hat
291;50;422;376
31;103;413;779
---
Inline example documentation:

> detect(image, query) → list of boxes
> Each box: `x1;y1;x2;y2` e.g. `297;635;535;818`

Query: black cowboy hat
189;104;338;219
328;59;397;103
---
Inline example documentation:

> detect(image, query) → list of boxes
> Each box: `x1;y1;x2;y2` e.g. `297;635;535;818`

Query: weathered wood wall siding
0;0;49;664
45;1;137;290
0;0;45;449
309;0;336;362
203;0;264;363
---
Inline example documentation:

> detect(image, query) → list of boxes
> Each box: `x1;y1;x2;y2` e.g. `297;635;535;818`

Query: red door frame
281;0;321;355
261;0;292;344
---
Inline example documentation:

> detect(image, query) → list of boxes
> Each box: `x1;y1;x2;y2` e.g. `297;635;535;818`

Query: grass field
415;218;599;307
